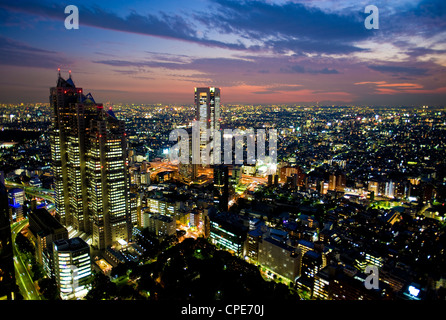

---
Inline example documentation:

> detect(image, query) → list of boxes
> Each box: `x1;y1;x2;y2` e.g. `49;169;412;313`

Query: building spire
58;67;61;78
68;69;72;79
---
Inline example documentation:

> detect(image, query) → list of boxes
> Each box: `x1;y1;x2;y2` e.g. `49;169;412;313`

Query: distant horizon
1;99;444;108
0;71;444;108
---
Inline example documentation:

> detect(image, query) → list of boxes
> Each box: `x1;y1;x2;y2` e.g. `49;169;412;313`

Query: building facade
28;208;68;276
53;237;91;300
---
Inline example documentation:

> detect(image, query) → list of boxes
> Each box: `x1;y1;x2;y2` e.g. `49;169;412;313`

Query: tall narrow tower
87;107;131;250
50;69;83;227
193;87;221;178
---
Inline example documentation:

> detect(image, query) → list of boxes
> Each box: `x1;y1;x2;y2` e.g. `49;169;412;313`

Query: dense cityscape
1;1;446;317
0;73;445;306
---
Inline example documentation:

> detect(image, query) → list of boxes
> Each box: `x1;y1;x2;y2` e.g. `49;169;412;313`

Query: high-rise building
53;237;91;300
50;71;82;226
213;165;229;212
50;71;131;250
193;87;221;173
87;108;131;250
0;179;15;300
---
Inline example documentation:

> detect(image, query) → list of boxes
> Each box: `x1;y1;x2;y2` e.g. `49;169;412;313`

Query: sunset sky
0;0;445;106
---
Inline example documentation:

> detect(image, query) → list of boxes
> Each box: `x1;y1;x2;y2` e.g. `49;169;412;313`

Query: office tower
87;109;131;250
53;237;91;300
8;188;25;222
50;71;82;226
193;87;221;173
0;180;15;300
28;208;68;276
213;165;229;211
50;71;131;250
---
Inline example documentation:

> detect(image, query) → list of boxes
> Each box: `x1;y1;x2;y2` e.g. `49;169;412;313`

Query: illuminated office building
28;208;68;276
142;213;176;238
213;165;229;211
50;71;131;250
53;237;91;300
8;188;25;222
258;237;300;283
313;265;392;300
296;250;323;294
193;87;221;177
87;110;131;250
209;212;247;257
0;179;15;300
148;197;179;217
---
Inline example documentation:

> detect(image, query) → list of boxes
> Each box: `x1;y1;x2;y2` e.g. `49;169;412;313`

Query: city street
11;219;42;300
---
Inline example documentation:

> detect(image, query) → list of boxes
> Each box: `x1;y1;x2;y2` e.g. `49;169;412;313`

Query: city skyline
1;0;446;306
0;0;446;106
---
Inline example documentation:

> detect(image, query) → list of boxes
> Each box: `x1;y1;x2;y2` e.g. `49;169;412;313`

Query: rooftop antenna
68;69;72;79
58;67;61;77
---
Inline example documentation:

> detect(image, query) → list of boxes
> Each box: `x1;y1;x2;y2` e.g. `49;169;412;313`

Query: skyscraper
87;110;131;249
50;71;131;250
194;87;221;140
50;70;81;227
213;165;229;211
193;87;221;176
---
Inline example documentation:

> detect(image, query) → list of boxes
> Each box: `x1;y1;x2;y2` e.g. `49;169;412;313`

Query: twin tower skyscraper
50;71;131;250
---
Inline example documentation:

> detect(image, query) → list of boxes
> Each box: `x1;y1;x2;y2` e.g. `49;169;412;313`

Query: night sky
1;0;445;106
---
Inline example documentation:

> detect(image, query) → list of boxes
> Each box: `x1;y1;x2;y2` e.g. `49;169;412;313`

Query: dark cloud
197;0;370;54
93;56;257;72
1;0;371;55
0;35;68;68
281;65;340;74
0;1;248;51
368;65;429;76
